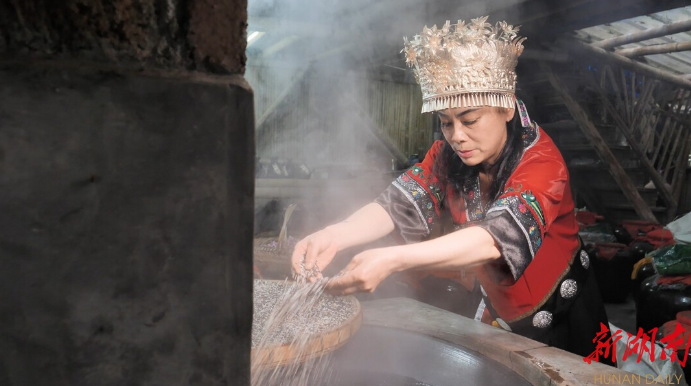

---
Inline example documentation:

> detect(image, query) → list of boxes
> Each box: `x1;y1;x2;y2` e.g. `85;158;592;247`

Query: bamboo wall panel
366;80;435;158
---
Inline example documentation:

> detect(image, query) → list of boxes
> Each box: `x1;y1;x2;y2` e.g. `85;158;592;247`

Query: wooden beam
658;109;691;132
542;63;659;223
248;17;331;37
256;67;308;132
261;36;301;58
615;41;691;57
247;31;265;48
575;0;689;33
593;80;677;209
565;38;691;89
593;19;691;50
514;0;688;38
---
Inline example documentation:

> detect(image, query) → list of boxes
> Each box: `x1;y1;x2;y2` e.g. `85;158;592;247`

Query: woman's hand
325;226;501;295
290;204;396;281
291;228;339;281
326;247;400;295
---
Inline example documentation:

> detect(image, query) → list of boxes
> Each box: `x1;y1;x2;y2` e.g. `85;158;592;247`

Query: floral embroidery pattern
504;183;523;194
429;184;444;203
463;176;485;222
392;168;441;234
487;195;542;257
521;121;538;150
411;166;426;179
520;190;545;226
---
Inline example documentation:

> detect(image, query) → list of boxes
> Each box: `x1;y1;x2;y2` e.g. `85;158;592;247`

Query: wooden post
671;133;691;217
652;117;675;166
565;39;691;89
615;41;691;57
639;105;659;153
663;124;686;182
542;63;659;223
593;19;691;49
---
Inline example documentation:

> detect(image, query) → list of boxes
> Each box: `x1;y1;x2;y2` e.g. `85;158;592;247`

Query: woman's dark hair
433;108;525;203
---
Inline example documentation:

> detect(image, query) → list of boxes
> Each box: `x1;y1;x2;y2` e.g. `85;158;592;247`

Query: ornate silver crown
402;16;526;113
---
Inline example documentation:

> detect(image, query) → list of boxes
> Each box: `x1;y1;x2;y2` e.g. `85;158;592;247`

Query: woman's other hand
290;203;396;282
291;228;339;281
326;247;400;295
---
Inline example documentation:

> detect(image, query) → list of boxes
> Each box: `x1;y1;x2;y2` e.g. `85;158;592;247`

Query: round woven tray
251;280;363;370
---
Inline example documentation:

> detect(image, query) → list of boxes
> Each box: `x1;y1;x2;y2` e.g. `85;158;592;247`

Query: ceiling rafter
593;18;691;49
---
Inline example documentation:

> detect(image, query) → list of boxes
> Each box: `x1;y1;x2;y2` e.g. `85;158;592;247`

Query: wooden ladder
543;63;691;224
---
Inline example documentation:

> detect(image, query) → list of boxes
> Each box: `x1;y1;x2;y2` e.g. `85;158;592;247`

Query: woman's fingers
326;250;394;295
317;243;338;270
326;259;368;294
326;271;373;295
329;285;360;296
291;236;321;273
304;239;336;269
290;241;308;275
304;236;330;272
325;271;356;294
291;234;339;279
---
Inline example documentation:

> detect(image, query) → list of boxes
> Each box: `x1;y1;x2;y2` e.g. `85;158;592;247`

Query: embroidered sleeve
477;150;568;280
374;140;446;243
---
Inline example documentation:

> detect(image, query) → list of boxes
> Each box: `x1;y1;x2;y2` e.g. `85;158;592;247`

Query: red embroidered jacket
375;118;580;323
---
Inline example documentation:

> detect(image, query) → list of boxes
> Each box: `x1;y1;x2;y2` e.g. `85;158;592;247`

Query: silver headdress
402;16;526;113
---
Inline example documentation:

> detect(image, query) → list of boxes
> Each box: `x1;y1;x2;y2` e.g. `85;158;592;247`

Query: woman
291;16;613;363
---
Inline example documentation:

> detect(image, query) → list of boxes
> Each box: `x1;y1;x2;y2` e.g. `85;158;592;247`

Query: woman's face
438;106;515;167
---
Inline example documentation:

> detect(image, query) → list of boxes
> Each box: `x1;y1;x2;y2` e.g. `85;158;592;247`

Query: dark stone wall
0;0;248;74
0;64;254;386
0;65;254;386
0;0;253;384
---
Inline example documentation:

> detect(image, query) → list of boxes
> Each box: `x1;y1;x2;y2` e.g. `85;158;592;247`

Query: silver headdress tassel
402;16;526;113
